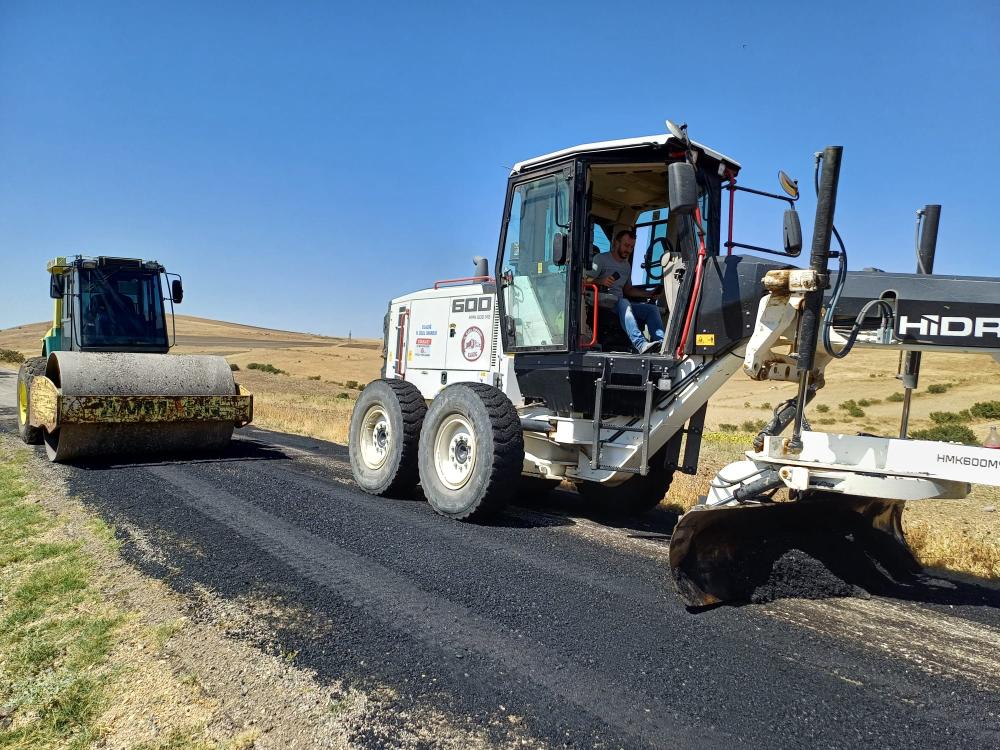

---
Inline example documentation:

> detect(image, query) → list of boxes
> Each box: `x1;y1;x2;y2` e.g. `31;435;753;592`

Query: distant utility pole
348;330;352;342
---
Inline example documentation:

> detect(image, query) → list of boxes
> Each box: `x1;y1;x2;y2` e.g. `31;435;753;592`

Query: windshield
79;267;168;348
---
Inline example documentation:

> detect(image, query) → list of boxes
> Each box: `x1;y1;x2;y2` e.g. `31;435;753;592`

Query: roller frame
28;375;252;433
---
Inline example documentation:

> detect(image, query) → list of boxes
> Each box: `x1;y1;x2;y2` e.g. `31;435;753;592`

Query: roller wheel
576;452;674;517
418;383;524;521
349;379;426;497
16;357;47;445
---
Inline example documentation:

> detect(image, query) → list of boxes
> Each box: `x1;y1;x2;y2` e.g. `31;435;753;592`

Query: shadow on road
63;437;291;470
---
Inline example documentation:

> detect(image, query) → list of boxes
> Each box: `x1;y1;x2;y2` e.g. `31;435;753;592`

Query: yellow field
2;315;998;579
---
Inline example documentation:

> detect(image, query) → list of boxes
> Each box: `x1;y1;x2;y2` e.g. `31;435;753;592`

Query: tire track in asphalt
145;464;734;749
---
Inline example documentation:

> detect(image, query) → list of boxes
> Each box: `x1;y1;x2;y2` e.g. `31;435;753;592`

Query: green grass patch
839;399;866;418
910;424;978;445
246;362;286;375
970;401;1000;420
0;447;121;748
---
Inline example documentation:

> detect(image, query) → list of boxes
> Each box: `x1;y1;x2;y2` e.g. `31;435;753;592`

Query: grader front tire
418;383;524;521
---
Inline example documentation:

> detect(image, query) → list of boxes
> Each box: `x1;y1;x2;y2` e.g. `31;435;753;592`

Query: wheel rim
359;405;392;470
17;379;29;426
433;413;477;491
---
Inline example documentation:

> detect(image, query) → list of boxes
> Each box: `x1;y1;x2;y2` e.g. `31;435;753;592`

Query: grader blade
668;495;920;608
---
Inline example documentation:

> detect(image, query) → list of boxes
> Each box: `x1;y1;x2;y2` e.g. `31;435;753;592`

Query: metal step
593;463;643;474
604;383;648;392
596;423;644;432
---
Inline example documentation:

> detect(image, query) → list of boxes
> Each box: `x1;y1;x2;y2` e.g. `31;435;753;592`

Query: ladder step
593;463;644;474
604;383;650;392
596;423;645;432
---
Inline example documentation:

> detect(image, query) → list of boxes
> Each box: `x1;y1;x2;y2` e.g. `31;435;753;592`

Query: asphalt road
2;368;999;749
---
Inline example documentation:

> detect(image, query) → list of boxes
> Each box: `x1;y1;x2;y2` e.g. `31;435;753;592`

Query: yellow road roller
16;256;252;462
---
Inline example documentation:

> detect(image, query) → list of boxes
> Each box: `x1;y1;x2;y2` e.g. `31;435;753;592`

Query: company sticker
696;333;716;346
461;326;486;362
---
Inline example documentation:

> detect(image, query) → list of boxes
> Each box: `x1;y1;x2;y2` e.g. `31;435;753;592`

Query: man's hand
598;276;615;289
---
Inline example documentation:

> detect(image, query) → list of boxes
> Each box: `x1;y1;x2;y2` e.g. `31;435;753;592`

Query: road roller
16;256;252;462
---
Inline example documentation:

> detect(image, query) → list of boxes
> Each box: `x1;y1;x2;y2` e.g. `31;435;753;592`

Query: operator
592;229;664;354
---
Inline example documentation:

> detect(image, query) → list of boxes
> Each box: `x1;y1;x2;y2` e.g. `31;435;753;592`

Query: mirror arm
724;241;800;257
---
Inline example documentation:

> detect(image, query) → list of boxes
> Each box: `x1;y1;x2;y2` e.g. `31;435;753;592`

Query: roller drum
43;352;238;462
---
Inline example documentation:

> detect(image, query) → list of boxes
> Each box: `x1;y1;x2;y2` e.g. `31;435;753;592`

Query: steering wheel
642;236;674;281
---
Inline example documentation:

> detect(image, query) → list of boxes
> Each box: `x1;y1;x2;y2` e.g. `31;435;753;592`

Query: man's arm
623;280;659;301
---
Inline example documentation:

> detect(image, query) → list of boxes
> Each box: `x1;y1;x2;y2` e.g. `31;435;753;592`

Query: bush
930;410;970;425
743;401;751;409
886;392;904;403
970;401;1000;420
910;424;977;445
760;402;772;410
308;375;321;381
718;423;739;432
228;362;240;371
926;383;952;394
815;404;830;413
337;392;351;399
344;380;360;390
857;398;871;407
839;400;866;418
817;418;837;425
247;362;285;375
0;348;25;364
740;419;767;433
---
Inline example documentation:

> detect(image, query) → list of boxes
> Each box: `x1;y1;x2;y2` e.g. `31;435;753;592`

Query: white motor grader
350;121;1000;605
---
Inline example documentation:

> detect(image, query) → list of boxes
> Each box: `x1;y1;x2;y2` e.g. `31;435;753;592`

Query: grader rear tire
16;357;47;445
349;379;426;497
418;383;524;521
576;451;674;517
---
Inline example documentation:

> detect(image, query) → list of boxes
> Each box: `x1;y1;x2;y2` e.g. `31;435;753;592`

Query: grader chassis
348;121;1000;605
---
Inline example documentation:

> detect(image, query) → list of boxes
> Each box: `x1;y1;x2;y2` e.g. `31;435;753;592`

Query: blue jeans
615;297;664;352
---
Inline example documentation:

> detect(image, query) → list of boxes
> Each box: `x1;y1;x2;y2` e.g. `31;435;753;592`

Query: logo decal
461;326;485;362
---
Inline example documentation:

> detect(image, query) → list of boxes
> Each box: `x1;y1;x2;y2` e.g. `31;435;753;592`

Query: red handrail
582;283;599;348
434;276;494;289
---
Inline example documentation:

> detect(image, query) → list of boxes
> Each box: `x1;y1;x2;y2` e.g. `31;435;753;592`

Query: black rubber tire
16;357;47;445
349;379;427;497
418;383;524;521
576;451;674;517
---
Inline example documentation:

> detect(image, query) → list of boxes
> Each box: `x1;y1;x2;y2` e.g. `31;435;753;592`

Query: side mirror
171;279;184;304
473;256;489;278
668;162;698;214
552;233;568;266
783;209;803;257
49;275;65;299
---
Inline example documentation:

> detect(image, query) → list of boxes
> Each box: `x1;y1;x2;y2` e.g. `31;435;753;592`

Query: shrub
910;424;977;445
228;362;240;371
740;419;767;433
743;401;751;409
718;423;739;432
247;362;285;375
857;399;871;407
839;400;866;418
0;348;25;364
760;402;772;410
337;392;351;399
344;380;360;390
930;410;970;425
817;418;837;425
815;404;830;413
970;401;1000;420
886;392;904;403
308;375;321;381
926;383;951;394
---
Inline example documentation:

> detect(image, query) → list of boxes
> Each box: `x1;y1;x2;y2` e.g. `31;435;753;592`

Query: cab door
496;168;574;353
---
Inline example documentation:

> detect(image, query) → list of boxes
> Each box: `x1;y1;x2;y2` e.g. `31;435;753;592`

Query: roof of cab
510;134;741;175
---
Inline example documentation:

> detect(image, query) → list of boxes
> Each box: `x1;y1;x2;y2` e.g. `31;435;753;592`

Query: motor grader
350;121;1000;605
16;256;252;462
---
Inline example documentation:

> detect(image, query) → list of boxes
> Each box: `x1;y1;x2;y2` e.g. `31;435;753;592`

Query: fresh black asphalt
1;370;998;748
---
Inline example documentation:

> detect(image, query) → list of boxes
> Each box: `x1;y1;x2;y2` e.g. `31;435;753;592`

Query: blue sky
1;1;997;337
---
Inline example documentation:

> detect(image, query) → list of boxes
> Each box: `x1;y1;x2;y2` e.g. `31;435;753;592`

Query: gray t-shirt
592;252;632;307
